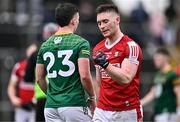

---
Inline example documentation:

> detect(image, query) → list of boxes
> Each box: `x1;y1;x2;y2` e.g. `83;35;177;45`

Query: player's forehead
97;11;117;21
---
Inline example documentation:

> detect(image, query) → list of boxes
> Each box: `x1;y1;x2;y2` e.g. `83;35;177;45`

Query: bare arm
78;58;95;97
94;66;101;97
7;79;22;107
105;58;138;85
35;64;47;93
174;84;180;110
141;87;156;106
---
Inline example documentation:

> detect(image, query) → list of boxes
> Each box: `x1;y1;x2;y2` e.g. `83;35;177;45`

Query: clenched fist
92;51;109;69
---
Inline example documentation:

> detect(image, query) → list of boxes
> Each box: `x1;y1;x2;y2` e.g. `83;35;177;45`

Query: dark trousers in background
36;98;46;122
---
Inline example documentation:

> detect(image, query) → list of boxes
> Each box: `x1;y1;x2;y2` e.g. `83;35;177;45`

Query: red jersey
10;59;34;104
93;35;142;117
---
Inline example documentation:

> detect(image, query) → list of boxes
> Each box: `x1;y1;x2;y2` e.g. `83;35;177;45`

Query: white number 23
43;50;75;78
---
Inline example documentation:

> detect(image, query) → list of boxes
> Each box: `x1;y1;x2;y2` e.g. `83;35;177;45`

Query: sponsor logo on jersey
100;63;120;79
114;51;119;57
125;100;130;106
54;37;62;44
105;52;112;59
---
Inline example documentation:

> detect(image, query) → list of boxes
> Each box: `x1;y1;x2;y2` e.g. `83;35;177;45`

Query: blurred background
0;0;180;121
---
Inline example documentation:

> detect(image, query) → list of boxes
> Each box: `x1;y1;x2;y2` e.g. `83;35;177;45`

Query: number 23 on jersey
43;50;75;78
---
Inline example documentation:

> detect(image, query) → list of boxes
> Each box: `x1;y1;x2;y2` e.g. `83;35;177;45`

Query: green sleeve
36;48;44;64
78;40;90;58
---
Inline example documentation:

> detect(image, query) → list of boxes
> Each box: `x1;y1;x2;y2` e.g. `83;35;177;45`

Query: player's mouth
102;30;109;35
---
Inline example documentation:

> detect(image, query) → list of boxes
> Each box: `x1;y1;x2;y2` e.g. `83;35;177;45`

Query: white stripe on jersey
127;41;139;65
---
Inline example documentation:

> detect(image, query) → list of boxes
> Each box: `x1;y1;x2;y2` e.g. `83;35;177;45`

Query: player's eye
97;21;101;26
103;19;109;24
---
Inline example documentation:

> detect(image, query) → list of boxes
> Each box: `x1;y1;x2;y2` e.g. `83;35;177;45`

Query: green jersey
153;70;179;114
36;33;90;108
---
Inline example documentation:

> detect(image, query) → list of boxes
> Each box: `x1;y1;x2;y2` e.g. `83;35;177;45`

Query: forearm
7;84;17;101
36;79;47;94
177;94;180;118
81;76;95;97
174;85;180;108
105;64;133;85
36;64;47;93
94;67;100;98
176;94;180;115
141;95;154;106
78;58;95;97
141;88;155;106
94;80;100;98
177;95;180;108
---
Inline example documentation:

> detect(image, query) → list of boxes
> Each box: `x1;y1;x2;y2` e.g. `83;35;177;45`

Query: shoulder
18;59;27;67
72;34;91;50
12;59;26;72
39;39;51;51
72;34;89;43
93;39;106;52
122;35;141;49
123;35;142;56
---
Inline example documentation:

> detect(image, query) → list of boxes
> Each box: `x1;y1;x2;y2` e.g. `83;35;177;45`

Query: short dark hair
55;3;78;27
96;4;120;15
155;47;170;57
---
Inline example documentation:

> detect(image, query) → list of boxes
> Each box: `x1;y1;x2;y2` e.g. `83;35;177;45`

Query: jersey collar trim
105;33;124;49
55;32;73;35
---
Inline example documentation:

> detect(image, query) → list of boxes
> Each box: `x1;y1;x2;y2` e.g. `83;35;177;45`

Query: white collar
105;33;124;49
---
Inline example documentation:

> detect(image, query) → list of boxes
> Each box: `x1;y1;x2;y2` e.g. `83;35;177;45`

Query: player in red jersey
92;4;143;122
7;43;37;122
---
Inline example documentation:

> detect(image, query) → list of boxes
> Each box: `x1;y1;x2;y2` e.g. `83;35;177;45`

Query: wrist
87;96;97;101
102;61;109;69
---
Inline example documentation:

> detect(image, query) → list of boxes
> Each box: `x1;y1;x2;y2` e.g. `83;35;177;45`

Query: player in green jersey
24;22;58;121
35;2;96;122
141;47;180;122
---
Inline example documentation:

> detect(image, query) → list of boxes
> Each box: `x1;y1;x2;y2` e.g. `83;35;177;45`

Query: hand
87;97;97;116
11;97;22;107
92;51;109;69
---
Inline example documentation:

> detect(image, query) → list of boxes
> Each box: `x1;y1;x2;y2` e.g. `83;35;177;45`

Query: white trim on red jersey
19;81;34;90
105;33;124;49
127;41;139;65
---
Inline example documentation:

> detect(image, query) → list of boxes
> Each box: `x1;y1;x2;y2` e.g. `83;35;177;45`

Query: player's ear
116;16;120;24
71;13;79;25
71;17;77;26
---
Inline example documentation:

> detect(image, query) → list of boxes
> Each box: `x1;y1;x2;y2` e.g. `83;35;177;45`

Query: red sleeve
124;41;140;65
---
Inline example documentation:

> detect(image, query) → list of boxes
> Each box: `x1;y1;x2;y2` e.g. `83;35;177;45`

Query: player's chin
102;33;110;38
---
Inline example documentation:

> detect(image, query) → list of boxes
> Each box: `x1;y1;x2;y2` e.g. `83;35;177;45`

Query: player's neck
57;26;74;34
107;30;123;45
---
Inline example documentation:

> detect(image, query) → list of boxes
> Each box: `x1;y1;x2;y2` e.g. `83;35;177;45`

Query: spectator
7;43;37;122
141;47;180;122
24;22;58;121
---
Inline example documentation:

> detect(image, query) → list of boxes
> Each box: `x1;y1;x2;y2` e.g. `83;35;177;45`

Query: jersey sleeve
78;40;91;58
124;41;140;65
36;47;44;64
